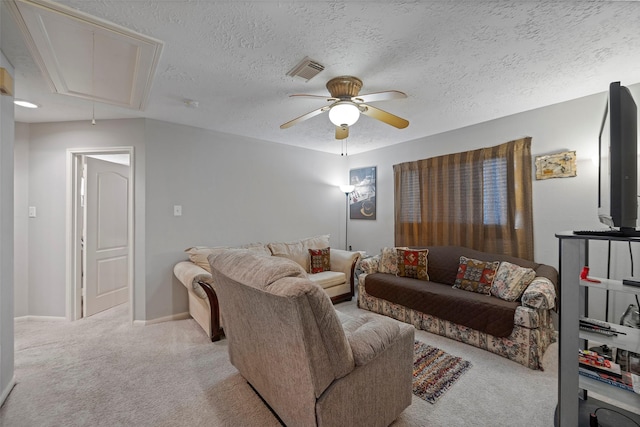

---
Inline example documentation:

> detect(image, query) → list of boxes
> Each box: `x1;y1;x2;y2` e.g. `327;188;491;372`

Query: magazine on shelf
577;348;640;395
578;367;637;394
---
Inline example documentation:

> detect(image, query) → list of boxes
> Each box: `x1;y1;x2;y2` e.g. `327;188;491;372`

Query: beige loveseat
209;249;415;427
173;235;361;341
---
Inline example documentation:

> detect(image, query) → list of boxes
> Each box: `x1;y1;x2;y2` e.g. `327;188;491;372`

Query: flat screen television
598;81;638;235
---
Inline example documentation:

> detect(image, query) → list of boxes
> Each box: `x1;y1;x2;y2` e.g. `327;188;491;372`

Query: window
394;137;533;260
399;169;420;223
482;157;507;226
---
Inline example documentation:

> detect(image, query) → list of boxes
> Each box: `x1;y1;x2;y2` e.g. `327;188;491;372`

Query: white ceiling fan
280;76;409;139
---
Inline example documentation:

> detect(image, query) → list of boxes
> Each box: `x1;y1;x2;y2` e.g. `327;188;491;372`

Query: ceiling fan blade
290;94;338;102
280;106;330;129
360;104;409;129
335;125;349;140
353;90;407;103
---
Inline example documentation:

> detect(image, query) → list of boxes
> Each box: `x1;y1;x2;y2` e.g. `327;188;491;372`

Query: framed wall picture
349;166;376;220
535;150;577;180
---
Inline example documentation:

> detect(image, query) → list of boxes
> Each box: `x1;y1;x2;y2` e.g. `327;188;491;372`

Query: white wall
347;82;640;322
0;51;15;404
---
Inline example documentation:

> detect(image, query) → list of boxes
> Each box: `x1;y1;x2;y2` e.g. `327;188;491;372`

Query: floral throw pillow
396;248;429;281
490;261;537;301
453;256;500;294
521;277;556;310
309;247;331;274
378;247;399;274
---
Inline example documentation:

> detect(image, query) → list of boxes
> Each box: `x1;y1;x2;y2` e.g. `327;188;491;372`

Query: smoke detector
286;56;324;82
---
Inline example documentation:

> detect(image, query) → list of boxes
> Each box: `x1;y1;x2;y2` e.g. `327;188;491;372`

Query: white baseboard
0;377;16;407
14;315;67;322
133;311;190;326
15;313;192;326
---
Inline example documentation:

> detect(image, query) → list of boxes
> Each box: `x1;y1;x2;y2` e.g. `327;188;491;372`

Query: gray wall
1;52;15;403
16;118;346;321
20;119;146;318
346;82;640;322
14;123;28;317
14;82;640;325
143;119;346;320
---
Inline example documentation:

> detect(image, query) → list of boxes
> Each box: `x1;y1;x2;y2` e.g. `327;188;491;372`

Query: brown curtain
394;137;533;260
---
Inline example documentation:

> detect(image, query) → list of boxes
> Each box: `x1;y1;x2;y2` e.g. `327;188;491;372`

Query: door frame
66;147;135;322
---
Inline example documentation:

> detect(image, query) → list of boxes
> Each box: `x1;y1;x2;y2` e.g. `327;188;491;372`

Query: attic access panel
8;0;163;110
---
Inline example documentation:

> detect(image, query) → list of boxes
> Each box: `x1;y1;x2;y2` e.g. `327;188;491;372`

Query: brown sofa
358;246;558;370
209;249;415;427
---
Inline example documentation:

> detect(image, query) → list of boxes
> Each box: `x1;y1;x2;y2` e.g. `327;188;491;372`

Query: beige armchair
209;249;415;427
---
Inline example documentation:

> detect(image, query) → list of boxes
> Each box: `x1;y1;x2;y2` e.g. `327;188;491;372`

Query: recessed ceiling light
14;99;39;109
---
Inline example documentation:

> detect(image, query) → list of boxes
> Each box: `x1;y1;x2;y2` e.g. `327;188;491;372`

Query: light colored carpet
1;300;559;427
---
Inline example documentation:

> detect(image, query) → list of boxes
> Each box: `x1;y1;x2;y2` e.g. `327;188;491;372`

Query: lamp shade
340;184;355;193
329;102;360;127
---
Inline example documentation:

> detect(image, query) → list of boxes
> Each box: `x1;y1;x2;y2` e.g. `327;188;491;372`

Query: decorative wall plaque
535;151;576;180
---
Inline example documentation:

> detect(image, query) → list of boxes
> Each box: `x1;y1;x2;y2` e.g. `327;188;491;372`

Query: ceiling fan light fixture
329;102;360;127
281;75;409;137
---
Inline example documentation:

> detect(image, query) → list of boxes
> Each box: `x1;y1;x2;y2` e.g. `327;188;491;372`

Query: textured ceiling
3;0;640;155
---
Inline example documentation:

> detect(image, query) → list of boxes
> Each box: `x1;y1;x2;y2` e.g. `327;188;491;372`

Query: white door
83;156;130;317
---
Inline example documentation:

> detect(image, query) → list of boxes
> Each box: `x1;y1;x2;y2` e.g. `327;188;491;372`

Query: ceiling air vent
286;57;324;82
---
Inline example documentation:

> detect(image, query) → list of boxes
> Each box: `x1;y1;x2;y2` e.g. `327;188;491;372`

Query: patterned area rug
413;340;472;404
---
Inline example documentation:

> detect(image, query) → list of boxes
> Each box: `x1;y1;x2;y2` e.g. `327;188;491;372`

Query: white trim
66;147;135;323
6;0;163;110
14;315;67;322
0;377;16;407
133;312;190;326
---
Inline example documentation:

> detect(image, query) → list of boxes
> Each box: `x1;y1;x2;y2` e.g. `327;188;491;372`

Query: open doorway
66;148;134;321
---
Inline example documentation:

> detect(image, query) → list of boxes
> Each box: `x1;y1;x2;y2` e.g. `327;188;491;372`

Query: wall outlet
173;205;182;216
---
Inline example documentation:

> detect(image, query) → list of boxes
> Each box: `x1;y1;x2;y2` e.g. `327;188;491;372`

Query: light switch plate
173;205;182;216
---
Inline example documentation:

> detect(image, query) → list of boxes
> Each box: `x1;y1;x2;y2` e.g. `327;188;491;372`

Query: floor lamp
339;185;355;250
